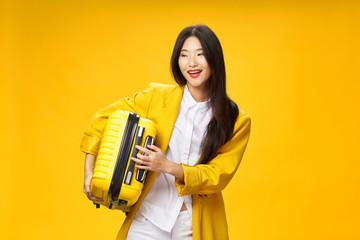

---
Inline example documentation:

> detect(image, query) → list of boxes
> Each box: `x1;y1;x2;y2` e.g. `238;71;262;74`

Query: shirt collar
183;85;211;112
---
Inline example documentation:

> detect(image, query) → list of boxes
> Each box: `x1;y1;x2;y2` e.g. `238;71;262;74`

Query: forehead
181;36;203;50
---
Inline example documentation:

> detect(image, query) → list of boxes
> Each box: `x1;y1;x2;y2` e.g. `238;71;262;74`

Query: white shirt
137;85;212;232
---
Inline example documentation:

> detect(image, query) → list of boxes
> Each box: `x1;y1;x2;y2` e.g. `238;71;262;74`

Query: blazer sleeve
175;113;251;195
80;83;156;156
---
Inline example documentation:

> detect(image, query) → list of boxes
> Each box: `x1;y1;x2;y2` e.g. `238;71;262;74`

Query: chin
187;79;206;88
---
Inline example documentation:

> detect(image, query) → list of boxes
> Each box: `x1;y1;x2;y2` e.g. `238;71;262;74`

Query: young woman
81;24;251;240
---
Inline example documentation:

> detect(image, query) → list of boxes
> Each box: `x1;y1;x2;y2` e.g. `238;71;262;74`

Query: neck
187;84;209;102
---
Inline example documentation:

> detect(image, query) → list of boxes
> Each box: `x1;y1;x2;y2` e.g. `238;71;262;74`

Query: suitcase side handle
124;126;144;185
136;136;155;183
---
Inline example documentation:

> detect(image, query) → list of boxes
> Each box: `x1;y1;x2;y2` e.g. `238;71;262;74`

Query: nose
188;54;198;68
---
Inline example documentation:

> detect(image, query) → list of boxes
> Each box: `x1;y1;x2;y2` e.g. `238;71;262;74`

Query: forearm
83;153;103;202
175;114;251;196
166;161;184;181
84;153;96;178
175;163;234;195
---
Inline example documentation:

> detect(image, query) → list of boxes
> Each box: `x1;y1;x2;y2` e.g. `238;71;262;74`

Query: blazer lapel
140;84;184;201
156;85;184;153
122;84;185;233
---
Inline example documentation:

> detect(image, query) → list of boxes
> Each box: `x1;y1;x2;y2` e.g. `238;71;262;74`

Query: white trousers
127;210;193;240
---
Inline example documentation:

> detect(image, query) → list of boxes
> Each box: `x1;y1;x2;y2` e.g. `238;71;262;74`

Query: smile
187;69;202;78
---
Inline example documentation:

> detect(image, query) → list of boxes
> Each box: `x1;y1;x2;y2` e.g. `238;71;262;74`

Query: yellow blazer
80;82;251;240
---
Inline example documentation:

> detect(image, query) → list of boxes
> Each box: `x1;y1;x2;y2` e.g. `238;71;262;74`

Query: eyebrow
180;48;203;52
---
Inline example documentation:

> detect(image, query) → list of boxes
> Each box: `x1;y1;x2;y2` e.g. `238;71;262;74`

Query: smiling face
178;36;211;101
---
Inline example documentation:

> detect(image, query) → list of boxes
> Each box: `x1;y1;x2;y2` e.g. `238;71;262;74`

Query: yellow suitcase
90;110;156;211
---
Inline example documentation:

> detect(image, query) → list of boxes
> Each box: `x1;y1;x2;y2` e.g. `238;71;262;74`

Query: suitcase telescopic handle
136;136;155;183
124;126;144;185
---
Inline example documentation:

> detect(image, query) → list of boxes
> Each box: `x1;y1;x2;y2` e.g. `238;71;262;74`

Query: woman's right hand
83;153;103;202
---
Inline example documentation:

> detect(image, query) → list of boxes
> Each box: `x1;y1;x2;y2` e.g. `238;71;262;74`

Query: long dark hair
170;24;239;164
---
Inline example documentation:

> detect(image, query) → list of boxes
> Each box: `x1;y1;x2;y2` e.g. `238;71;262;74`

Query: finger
136;152;152;161
147;144;160;151
136;153;146;160
131;157;147;165
85;191;103;202
135;145;152;155
135;164;151;170
89;195;104;202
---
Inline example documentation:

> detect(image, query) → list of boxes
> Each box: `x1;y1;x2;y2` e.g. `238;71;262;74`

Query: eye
180;54;188;57
198;52;205;56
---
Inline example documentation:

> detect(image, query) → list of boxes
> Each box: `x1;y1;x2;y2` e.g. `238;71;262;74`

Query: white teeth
188;70;201;74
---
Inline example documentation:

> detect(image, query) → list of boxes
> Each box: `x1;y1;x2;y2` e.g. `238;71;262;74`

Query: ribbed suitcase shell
90;110;156;211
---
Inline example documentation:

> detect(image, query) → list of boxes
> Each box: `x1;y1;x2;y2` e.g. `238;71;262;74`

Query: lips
187;69;202;78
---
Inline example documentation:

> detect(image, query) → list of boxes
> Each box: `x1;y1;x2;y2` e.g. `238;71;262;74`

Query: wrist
167;161;184;180
166;161;176;175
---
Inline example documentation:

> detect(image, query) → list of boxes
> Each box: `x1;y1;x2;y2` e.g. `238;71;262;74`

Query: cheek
199;59;209;69
178;59;187;71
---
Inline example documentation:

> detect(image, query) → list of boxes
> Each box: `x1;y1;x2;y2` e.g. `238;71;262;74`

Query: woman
81;24;251;240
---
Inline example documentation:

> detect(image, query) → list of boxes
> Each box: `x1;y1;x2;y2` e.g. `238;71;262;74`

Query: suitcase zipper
108;112;140;203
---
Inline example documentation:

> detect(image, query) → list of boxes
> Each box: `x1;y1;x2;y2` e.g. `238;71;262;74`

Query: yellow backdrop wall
1;0;359;239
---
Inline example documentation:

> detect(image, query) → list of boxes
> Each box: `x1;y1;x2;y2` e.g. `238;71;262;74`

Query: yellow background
1;0;359;239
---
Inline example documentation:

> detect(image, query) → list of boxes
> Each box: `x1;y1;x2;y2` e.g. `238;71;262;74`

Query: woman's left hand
132;145;184;180
131;145;171;173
